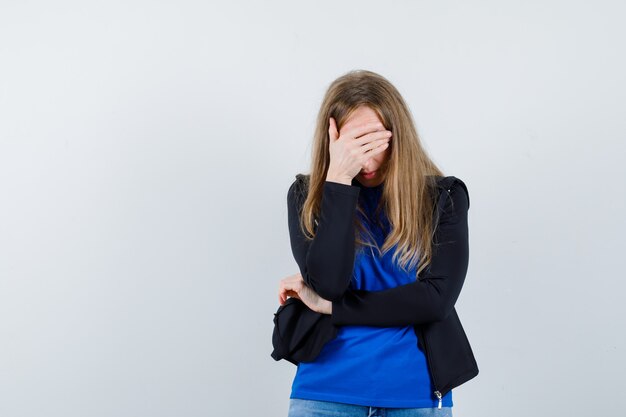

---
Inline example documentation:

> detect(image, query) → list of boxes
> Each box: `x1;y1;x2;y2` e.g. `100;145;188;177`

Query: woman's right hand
326;117;392;183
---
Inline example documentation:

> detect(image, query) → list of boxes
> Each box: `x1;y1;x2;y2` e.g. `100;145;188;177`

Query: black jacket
274;173;479;404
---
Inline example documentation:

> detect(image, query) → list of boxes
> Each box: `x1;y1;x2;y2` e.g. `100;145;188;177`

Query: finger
328;117;339;142
354;129;392;147
284;280;303;291
359;141;390;161
342;122;386;142
360;136;391;154
286;290;300;300
280;288;297;303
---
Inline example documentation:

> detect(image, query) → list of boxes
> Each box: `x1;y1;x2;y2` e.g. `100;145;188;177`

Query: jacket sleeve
330;179;470;326
287;176;361;301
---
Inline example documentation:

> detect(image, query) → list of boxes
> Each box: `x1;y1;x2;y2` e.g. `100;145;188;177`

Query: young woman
277;70;478;417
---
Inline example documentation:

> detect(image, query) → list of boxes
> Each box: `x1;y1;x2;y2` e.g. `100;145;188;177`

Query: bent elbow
302;270;349;303
312;279;349;302
432;306;448;322
320;288;346;303
305;261;352;302
423;304;447;323
419;296;454;323
434;299;457;322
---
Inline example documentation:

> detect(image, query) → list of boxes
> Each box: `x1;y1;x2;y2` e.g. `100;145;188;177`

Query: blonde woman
277;70;478;417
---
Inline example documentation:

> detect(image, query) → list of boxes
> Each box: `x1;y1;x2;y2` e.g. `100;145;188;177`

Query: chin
358;174;384;187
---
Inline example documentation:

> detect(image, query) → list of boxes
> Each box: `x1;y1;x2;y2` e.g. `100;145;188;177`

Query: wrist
326;173;353;186
325;299;333;315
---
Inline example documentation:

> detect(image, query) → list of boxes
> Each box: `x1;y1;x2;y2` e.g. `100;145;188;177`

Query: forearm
287;176;360;301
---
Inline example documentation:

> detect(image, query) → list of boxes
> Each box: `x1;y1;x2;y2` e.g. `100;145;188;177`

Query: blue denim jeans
288;398;453;417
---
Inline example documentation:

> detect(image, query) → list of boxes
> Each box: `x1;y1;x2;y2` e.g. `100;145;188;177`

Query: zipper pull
434;390;442;409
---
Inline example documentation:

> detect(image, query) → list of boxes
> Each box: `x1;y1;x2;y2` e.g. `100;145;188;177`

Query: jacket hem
439;365;479;396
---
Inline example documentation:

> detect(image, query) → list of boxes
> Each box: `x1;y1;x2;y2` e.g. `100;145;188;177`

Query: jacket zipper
418;326;443;409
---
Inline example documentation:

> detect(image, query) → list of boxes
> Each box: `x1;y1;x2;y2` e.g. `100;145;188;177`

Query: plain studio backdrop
0;1;624;416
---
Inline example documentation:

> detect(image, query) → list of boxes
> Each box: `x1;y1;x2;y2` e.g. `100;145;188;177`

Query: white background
1;1;624;416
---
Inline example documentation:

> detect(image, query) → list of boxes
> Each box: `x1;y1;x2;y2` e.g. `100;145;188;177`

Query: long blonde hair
299;69;445;277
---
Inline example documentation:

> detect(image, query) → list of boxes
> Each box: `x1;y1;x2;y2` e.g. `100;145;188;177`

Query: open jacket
271;173;479;404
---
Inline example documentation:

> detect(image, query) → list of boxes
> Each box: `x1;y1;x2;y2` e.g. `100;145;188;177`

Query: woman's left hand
278;273;332;315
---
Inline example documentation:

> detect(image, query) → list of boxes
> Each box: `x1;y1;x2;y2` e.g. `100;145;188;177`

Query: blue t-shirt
290;181;453;408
